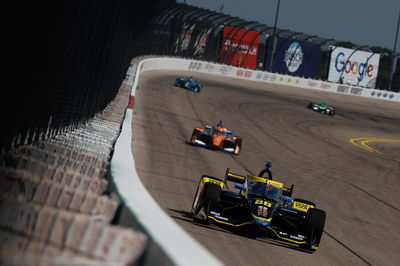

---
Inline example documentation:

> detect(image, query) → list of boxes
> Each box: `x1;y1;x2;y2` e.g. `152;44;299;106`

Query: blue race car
175;77;202;93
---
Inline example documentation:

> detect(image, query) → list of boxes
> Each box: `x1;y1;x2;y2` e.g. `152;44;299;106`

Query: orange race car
189;121;242;155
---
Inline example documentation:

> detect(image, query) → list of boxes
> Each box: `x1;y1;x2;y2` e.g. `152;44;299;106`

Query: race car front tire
175;79;183;87
301;208;326;251
193;182;221;224
190;129;201;145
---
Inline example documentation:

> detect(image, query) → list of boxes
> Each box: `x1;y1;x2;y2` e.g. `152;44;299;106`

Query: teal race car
308;102;335;116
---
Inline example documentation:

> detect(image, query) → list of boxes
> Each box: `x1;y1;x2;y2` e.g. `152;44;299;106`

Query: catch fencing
132;3;399;91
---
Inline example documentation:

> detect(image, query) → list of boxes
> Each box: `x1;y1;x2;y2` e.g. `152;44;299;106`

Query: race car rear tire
302;208;326;251
193;182;221;224
192;87;201;93
234;139;242;155
307;102;313;109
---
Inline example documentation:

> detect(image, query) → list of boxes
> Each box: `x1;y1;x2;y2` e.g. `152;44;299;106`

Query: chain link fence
132;3;399;90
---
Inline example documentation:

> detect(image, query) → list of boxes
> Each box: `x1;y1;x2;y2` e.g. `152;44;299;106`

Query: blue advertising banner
264;37;321;78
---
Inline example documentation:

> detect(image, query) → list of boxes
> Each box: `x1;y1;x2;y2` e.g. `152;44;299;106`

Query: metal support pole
269;0;281;72
389;8;400;91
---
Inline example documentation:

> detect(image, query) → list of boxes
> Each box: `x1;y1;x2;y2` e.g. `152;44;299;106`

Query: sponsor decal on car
293;201;312;212
290;235;305;241
257;206;269;217
255;200;272;207
210;211;228;221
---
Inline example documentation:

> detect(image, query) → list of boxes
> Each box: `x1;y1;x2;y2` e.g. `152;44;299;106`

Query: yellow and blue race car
191;162;326;252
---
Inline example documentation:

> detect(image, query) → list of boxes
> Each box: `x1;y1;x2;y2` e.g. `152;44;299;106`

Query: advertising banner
219;26;260;69
264;37;321;78
174;22;195;53
193;28;212;57
327;46;380;88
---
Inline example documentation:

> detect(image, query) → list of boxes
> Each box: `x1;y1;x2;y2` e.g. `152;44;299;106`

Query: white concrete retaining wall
138;57;400;102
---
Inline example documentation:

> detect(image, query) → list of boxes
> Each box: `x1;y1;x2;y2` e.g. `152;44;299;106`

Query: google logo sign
335;52;374;82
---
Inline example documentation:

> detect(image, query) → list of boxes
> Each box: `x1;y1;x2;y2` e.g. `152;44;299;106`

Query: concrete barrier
110;57;224;266
136;57;400;102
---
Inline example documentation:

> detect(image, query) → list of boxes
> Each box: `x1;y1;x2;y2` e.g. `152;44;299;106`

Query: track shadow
168;208;314;254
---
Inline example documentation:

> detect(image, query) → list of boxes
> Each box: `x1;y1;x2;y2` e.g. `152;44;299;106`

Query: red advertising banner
219;26;260;69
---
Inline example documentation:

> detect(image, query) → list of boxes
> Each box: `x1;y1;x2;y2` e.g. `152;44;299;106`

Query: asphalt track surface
131;70;400;266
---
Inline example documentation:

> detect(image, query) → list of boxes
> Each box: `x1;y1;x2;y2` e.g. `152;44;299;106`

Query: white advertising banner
328;46;380;88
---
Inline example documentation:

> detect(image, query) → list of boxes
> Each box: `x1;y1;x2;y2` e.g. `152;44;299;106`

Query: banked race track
131;70;400;266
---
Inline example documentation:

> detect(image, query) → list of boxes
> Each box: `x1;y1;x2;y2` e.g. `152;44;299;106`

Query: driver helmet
265;161;272;169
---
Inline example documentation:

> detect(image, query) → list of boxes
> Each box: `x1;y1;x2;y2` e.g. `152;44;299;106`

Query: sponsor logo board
328;46;380;88
219;26;260;70
265;37;321;78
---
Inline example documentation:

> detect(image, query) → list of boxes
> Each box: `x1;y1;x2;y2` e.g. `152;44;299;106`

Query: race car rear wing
224;168;246;184
283;184;294;197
